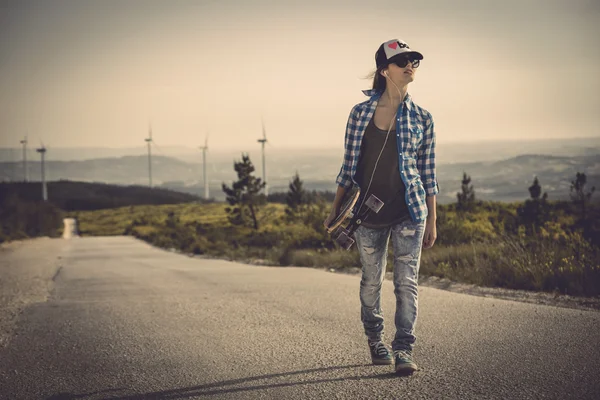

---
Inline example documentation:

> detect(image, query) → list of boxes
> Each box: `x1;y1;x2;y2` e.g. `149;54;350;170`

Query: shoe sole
372;358;393;365
395;363;417;374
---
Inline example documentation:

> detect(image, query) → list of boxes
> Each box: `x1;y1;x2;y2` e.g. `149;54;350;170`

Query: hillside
1;153;598;204
0;180;202;211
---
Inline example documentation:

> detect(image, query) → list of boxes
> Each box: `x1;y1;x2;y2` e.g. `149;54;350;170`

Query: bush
420;232;600;296
436;209;501;245
0;193;64;242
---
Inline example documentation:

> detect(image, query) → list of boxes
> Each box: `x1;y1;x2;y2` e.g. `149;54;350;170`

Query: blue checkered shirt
336;89;439;223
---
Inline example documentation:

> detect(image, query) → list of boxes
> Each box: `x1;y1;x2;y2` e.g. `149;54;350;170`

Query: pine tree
285;171;308;221
528;176;544;200
456;172;476;212
221;153;265;230
570;172;595;220
518;176;549;235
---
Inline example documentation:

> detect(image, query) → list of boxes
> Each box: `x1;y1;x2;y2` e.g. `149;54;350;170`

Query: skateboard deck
325;185;361;234
326;186;385;250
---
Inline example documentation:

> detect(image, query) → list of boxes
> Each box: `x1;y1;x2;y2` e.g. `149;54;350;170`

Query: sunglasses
392;56;420;69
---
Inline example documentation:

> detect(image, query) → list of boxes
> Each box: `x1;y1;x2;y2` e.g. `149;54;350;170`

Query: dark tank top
354;118;410;228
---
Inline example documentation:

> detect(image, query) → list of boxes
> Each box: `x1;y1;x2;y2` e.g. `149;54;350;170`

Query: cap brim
389;51;423;62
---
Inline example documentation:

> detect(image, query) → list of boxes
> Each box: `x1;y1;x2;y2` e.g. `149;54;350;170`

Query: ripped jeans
354;218;426;352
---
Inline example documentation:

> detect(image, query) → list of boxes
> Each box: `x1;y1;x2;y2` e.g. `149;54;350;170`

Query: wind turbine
198;132;209;200
19;136;28;182
145;125;153;188
257;117;268;197
36;141;47;201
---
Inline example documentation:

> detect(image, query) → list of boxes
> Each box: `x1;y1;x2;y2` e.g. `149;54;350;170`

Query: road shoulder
0;237;66;348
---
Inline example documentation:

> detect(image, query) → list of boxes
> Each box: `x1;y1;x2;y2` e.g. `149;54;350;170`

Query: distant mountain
1;152;598;205
2;136;599;164
436;154;600;203
0;155;199;186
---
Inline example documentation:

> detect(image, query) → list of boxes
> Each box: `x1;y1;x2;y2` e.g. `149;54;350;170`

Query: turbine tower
145;125;153;188
257;118;268;197
36;142;47;201
19;136;28;182
198;133;209;200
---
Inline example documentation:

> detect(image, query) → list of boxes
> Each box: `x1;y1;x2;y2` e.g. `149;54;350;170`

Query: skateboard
325;185;384;250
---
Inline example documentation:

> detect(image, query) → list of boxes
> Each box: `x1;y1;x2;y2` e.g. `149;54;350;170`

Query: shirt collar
361;88;413;111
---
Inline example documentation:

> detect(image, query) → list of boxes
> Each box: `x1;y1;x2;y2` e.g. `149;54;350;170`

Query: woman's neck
379;84;408;108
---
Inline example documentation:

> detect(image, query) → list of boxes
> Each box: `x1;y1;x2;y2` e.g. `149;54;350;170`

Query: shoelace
370;341;389;356
393;350;411;359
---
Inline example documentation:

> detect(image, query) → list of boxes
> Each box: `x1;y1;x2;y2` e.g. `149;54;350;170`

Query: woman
324;38;439;375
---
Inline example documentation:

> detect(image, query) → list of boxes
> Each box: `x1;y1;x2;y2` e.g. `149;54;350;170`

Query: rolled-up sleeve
335;106;358;189
417;115;439;196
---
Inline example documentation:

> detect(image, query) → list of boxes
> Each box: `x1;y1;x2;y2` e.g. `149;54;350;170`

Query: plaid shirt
336;89;439;223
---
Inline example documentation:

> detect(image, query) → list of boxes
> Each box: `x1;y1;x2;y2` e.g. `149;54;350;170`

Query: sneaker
394;350;417;374
368;340;393;365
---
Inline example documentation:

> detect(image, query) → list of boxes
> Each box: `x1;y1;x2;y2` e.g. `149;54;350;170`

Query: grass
69;203;234;236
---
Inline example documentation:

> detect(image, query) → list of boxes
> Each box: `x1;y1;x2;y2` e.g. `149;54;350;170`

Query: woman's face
382;56;419;85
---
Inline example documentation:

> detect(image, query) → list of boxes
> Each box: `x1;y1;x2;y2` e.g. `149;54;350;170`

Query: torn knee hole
363;246;376;255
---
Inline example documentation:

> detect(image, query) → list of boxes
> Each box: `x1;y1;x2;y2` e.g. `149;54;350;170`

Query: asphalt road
0;236;599;400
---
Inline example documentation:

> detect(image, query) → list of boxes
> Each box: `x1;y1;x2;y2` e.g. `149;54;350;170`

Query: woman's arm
425;195;437;221
328;106;359;219
417;114;439;198
335;106;359;190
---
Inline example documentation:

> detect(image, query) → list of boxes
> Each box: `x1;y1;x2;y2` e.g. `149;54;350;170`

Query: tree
518;176;549;235
456;172;476;212
285;171;308;221
570;172;595;220
221;153;265;230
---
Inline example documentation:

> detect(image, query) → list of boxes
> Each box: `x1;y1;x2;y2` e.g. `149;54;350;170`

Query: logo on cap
388;41;408;51
384;39;410;59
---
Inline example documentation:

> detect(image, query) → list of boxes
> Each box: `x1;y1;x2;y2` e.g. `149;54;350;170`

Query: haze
1;0;599;152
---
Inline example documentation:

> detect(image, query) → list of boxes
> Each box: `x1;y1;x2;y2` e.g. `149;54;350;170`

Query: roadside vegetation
1;155;598;297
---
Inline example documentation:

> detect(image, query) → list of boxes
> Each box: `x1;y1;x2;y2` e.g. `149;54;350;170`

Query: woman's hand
323;209;338;230
422;217;437;249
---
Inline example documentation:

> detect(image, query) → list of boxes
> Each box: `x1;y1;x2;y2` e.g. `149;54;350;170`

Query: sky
0;0;599;151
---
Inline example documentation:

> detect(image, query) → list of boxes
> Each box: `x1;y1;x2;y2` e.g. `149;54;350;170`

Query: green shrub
0;193;64;242
420;232;600;296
